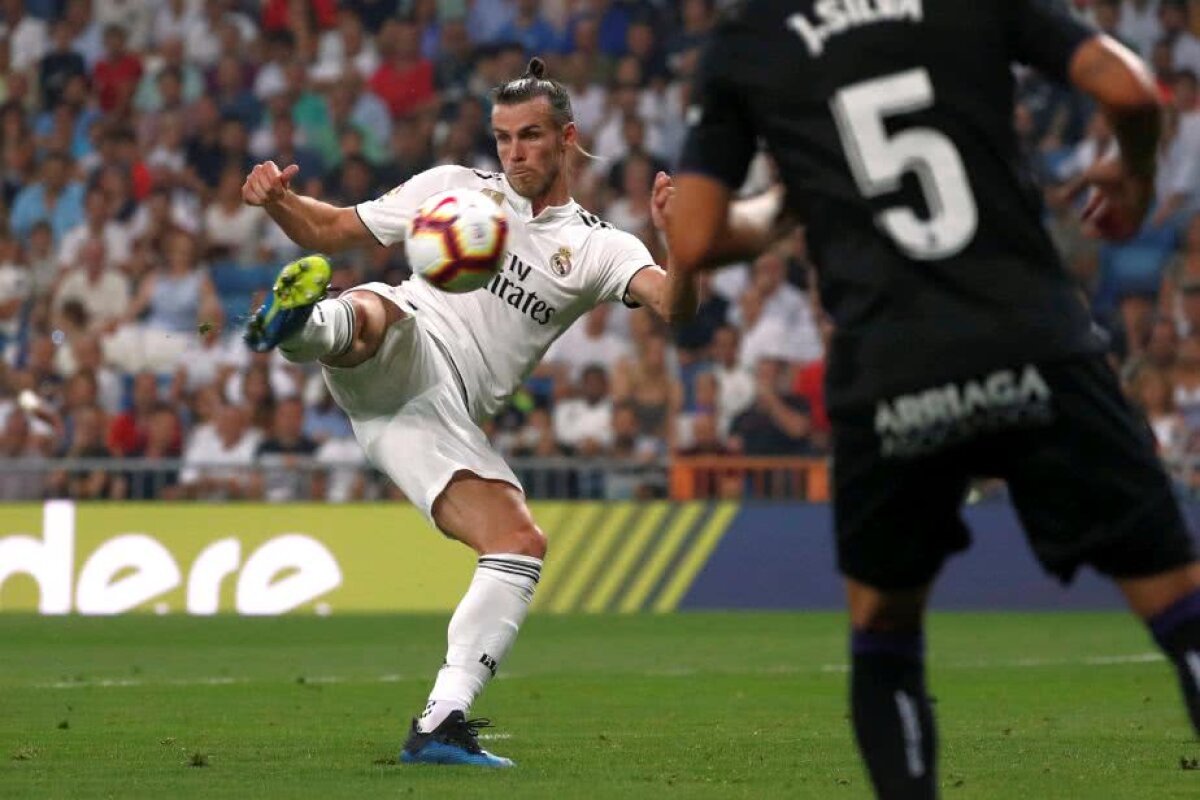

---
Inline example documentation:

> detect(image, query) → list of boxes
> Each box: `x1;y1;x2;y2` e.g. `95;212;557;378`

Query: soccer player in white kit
240;58;694;767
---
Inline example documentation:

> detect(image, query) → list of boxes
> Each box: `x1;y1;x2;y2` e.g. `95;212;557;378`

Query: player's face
492;98;574;200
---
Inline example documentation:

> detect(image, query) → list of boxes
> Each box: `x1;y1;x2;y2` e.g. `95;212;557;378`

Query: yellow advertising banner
0;501;736;615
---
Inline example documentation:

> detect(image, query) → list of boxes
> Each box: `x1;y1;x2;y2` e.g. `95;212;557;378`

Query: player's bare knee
505;522;546;559
847;581;928;631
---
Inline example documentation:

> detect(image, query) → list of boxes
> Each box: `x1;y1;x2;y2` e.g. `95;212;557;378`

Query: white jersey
355;165;661;421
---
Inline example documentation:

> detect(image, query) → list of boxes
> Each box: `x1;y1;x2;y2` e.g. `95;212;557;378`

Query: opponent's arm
242;161;377;252
1070;36;1161;190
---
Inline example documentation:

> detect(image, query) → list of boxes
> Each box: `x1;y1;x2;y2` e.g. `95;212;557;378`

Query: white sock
417;554;542;733
278;297;356;363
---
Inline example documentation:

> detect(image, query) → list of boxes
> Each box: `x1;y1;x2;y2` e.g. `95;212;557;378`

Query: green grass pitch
0;613;1196;799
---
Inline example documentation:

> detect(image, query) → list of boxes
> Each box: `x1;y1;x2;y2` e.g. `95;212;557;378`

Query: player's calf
1125;563;1200;735
847;582;938;800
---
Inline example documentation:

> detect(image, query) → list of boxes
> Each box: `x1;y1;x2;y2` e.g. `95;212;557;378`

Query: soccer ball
406;189;508;293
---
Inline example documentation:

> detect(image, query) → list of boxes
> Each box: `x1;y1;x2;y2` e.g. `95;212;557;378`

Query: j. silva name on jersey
485;251;556;325
787;0;923;58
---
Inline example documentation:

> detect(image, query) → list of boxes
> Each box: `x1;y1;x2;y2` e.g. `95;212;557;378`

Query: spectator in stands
665;0;714;75
1174;332;1200;433
252;397;318;502
107;370;159;457
213;53;261;130
611;400;665;462
93;24;142;114
45;405;114;499
24;222;57;300
0;234;31;354
708;325;755;438
434;17;474;101
120;230;217;336
1;0;49;74
729;359;814;456
676;411;731;457
370;18;435;119
498;0;562;58
1163;213;1200;319
178;402;260;500
68;336;121;415
735;249;824;366
121;404;183;499
317;8;379;81
1153;70;1200;228
1120;0;1166;59
507;406;564;458
605;150;655;244
672;272;729;360
182;95;224;190
58;183;131;273
1144;314;1182;374
303;379;353;444
9;150;85;242
52;237;129;333
613;333;681;442
134;38;204;119
175;303;244;394
545;303;630;385
554;364;615;457
204;165;268;263
265;114;325;183
23;334;64;408
0;411;44;499
1160;0;1200;77
1133;364;1189;458
39;19;88;110
675;369;720;449
236;361;280;434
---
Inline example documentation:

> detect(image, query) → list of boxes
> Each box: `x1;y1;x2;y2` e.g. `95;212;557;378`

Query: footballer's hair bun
526;57;547;80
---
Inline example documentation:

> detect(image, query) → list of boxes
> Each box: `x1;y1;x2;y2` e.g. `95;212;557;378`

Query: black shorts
834;355;1196;590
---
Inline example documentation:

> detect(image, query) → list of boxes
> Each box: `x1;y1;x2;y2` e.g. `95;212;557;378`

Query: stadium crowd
0;0;1198;502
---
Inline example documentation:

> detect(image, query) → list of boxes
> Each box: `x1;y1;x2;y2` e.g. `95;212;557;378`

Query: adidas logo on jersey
787;0;924;58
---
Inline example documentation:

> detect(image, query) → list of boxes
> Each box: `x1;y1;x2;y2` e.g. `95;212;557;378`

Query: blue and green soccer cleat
399;712;514;767
243;254;333;353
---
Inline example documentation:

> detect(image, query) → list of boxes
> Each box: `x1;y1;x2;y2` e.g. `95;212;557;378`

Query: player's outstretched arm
242;161;376;253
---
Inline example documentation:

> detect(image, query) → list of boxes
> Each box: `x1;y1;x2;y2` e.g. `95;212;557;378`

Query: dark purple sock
1147;588;1200;734
850;629;937;800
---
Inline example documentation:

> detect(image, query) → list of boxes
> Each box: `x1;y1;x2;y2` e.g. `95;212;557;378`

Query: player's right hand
242;161;300;207
1079;157;1153;242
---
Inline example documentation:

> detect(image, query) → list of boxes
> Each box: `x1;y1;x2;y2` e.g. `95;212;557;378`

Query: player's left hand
650;171;675;232
1080;157;1153;242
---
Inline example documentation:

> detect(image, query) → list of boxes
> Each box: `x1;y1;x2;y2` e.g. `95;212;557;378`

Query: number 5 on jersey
831;68;979;261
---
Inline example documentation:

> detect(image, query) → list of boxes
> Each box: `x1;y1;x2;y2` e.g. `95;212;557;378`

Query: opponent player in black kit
662;1;1200;797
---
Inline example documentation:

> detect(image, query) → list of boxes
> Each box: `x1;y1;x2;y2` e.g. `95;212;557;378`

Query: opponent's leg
1118;562;1200;733
400;472;546;767
847;580;938;800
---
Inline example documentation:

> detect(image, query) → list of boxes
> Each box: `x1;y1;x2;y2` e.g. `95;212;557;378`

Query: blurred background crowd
0;0;1198;502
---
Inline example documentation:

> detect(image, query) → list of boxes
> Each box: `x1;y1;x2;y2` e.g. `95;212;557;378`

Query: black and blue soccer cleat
243;254;333;353
399;712;514;767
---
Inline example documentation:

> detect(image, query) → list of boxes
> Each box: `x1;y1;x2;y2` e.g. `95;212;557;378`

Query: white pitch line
22;653;1164;691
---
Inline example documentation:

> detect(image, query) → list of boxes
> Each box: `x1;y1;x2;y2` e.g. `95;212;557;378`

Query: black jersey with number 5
680;0;1108;412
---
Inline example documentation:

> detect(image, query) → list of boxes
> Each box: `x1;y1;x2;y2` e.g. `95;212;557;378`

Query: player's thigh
833;412;972;591
1001;356;1195;582
432;472;546;558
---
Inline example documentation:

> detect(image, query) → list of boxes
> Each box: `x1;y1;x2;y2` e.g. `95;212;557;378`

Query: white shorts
322;284;522;524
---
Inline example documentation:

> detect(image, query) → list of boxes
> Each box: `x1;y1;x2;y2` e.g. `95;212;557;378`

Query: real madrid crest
481;189;506;208
550;246;573;277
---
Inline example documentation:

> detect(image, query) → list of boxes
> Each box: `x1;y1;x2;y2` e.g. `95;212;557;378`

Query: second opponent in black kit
662;1;1200;797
